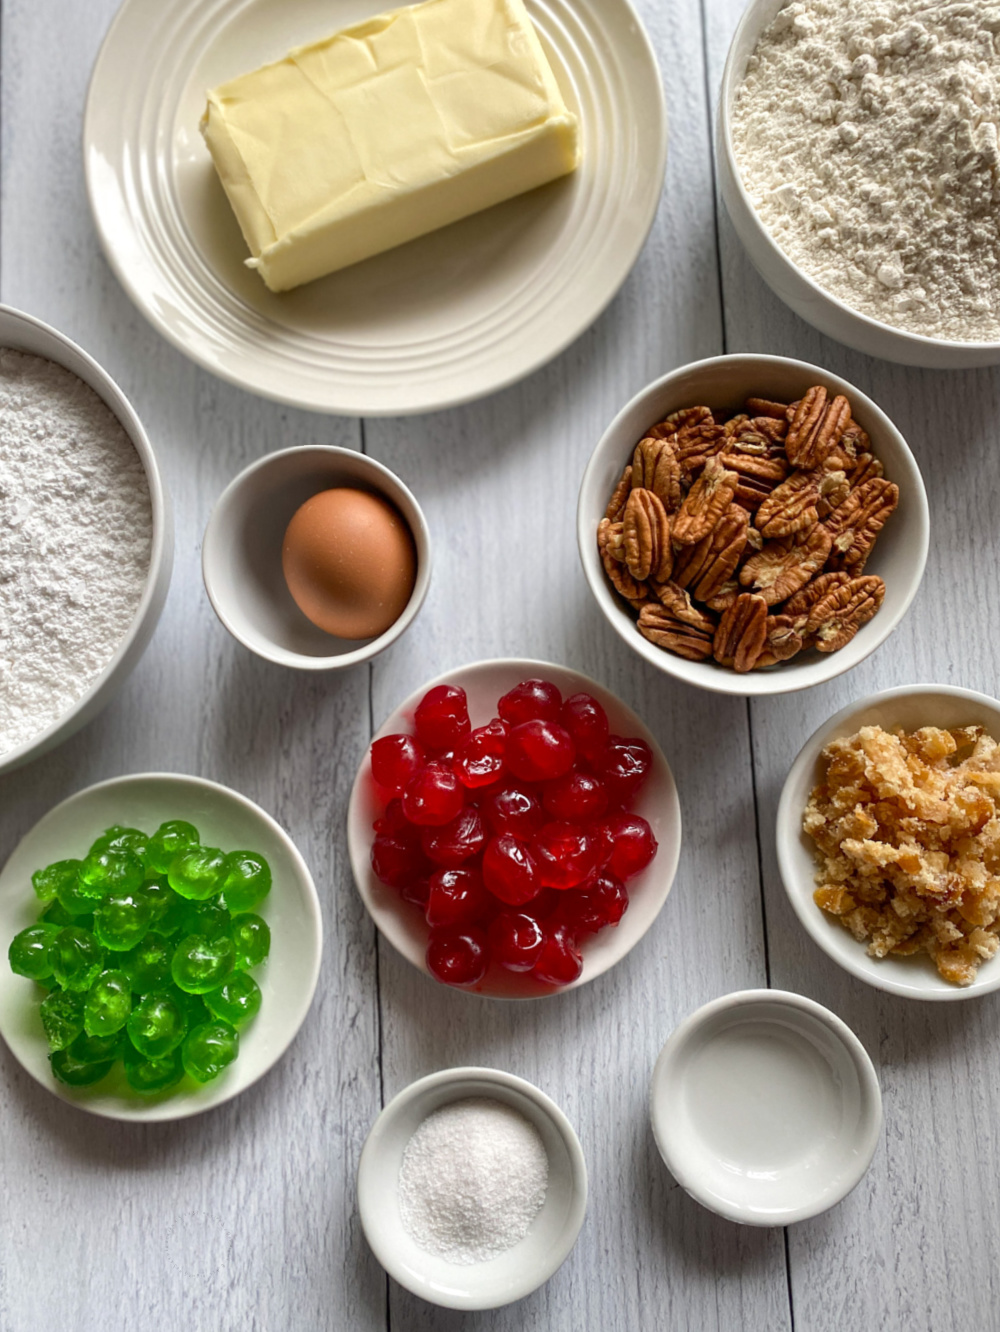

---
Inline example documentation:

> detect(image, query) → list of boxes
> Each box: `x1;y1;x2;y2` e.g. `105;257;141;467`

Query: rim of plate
0;772;323;1120
83;0;667;416
346;657;682;998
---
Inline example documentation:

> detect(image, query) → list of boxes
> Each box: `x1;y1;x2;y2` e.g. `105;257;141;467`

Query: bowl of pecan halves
577;355;929;695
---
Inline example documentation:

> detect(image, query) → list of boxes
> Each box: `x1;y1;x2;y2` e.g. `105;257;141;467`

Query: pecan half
649;580;718;633
674;420;727;476
739;525;833;606
755;614;804;667
632;437;681;513
713;593;769;672
808;576;886;652
840;419;870;459
785;388;851;470
825;478;898;568
850;453;884;489
816;469;850;518
623;488;673;583
719;453;788;510
745;397;790;420
672;504;748;602
783;571;853;627
756;472;820;538
638;603;714;661
605;464;632;522
705;579;740;612
672;455;739;546
598;517;646;600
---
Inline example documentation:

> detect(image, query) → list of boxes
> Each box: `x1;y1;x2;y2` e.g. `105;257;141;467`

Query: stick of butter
201;0;580;292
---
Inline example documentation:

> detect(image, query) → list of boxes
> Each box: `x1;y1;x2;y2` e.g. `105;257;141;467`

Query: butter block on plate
201;0;580;292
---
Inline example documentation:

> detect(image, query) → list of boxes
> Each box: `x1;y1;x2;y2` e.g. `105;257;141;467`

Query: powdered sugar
731;1;1000;341
0;349;151;756
397;1097;548;1264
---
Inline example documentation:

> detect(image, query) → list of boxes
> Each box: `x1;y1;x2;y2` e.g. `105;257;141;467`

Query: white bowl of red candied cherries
346;660;682;996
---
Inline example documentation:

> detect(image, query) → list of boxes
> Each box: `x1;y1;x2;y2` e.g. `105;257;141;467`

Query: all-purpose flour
0;350;151;756
732;1;1000;341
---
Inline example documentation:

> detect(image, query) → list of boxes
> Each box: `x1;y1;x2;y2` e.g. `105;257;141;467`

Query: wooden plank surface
0;0;998;1328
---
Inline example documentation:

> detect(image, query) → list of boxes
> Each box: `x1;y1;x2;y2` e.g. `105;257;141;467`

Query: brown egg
281;487;417;639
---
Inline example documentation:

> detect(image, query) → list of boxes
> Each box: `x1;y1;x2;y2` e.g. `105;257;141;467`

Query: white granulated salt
397;1097;549;1265
731;0;1000;341
0;349;152;756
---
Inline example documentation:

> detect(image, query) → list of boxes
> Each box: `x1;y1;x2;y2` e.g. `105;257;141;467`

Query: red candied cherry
401;764;465;826
552;872;628;938
426;925;488;987
533;923;583;987
542;770;609;823
426;868;489;929
371;734;425;795
505;720;575;783
454;720;508;789
488;912;545;972
530;822;601;890
483;785;545;839
597;737;653;805
373;798;409;836
560;693;610;763
498;679;563;726
483;834;542;906
401;876;431;910
414;684;471;751
371;833;428;889
603;812;658;879
421;806;487;867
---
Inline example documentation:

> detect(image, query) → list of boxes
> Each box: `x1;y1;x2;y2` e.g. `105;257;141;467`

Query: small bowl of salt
357;1067;587;1310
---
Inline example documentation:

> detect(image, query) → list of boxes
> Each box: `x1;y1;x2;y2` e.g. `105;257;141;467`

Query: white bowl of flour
719;0;1000;367
0;305;172;774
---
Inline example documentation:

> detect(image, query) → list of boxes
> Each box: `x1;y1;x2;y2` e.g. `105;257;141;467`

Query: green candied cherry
182;1020;239;1083
123;1043;185;1094
120;936;173;993
84;969;133;1037
141;878;177;929
220;851;272;915
50;1030;123;1086
55;867;96;917
231;915;270;971
204;973;261;1028
39;989;86;1051
8;923;60;980
100;828;150;863
31;859;82;903
127;990;189;1059
49;926;105;991
146;821;200;875
93;889;152;952
177;899;231;942
168;847;229;901
170;933;236;994
77;849;144;901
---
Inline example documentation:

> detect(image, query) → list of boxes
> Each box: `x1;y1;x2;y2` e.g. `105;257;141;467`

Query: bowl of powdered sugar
719;0;1000;367
357;1066;587;1310
0;305;171;774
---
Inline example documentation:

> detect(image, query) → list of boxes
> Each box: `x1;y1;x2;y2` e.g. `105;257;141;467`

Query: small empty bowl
202;445;431;669
577;353;929;696
650;989;881;1226
777;684;1000;1000
357;1066;587;1309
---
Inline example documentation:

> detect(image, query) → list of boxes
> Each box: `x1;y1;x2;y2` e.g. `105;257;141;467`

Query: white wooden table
1;2;997;1329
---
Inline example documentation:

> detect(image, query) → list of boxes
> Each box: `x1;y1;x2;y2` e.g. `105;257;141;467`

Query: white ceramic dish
358;1066;587;1309
0;773;322;1120
778;685;1000;1001
717;0;1000;369
577;354;929;697
83;0;667;416
650;989;881;1226
0;305;173;776
202;446;431;670
346;658;682;997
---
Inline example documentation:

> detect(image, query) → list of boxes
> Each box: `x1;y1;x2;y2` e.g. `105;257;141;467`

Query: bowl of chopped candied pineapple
777;685;1000;999
577;354;929;696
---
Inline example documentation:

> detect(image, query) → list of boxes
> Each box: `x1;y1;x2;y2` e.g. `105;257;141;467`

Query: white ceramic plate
777;685;1000;1001
346;657;682;997
83;0;667;416
358;1066;587;1309
0;773;322;1120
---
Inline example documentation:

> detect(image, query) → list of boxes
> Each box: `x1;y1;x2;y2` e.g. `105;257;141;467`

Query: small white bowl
778;685;1000;1001
650;989;881;1226
346;657;682;997
717;0;1000;369
0;772;322;1120
0;305;173;774
358;1066;587;1309
577;354;928;697
202;445;431;669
